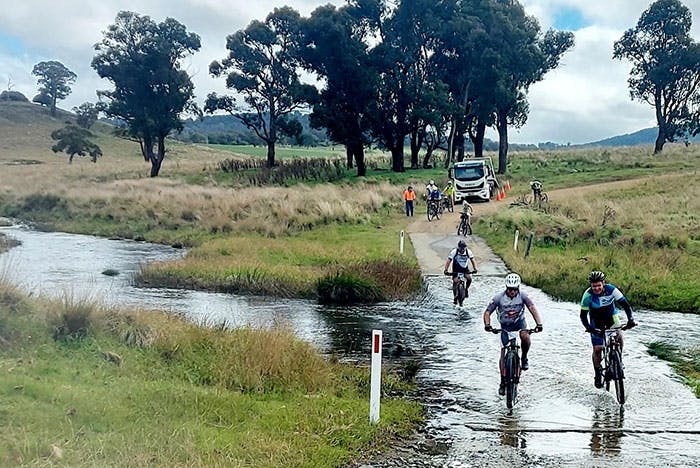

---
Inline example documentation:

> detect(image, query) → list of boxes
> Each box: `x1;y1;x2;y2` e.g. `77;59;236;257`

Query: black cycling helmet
457;240;467;250
588;270;606;283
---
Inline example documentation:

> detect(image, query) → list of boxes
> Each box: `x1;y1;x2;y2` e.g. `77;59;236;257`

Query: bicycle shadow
589;406;625;455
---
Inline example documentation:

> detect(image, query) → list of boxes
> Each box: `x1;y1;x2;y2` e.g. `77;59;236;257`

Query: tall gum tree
614;0;700;154
31;61;76;117
301;2;380;176
92;11;201;177
207;7;317;168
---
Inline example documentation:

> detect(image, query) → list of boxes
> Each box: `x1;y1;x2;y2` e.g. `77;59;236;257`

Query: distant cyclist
443;239;478;304
443;180;455;208
483;273;543;396
580;270;637;389
530;179;543;200
426;180;440;201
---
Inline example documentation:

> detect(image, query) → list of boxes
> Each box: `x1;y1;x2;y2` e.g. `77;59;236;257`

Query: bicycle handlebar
585;322;637;334
489;328;540;335
444;270;476;276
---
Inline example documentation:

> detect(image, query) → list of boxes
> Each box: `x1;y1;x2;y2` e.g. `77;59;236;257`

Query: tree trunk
266;140;275;168
497;110;508;175
352;142;366;177
410;129;423;169
50;95;57;117
345;145;354;169
149;136;166;177
473;120;486;158
445;122;456;169
456;131;465;162
390;144;405;172
654;99;666;154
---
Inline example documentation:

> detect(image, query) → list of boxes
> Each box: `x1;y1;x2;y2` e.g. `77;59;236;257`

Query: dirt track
406;203;508;278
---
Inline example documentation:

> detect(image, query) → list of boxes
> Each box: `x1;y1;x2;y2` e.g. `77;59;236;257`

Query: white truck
450;157;498;202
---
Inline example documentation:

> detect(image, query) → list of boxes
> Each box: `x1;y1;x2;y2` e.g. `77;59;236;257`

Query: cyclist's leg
451;275;459;303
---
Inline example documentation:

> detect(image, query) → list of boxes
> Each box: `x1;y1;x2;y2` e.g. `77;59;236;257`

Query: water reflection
499;413;527;449
589;406;625;454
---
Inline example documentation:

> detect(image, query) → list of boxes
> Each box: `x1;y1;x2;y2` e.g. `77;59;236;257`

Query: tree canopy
207;7;317;168
51;125;102;163
31;60;76;117
614;0;700;153
92;11;201;176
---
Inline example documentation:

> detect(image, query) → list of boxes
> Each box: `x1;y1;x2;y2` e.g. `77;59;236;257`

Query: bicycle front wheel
611;351;625;404
505;352;519;409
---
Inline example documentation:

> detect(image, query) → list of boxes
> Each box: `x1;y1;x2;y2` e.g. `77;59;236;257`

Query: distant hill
577;128;660;148
178;111;331;146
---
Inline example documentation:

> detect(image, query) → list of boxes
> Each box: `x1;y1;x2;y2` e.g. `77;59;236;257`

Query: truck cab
450;157;497;202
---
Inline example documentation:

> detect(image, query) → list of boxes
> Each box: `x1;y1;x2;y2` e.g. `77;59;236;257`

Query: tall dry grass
481;172;700;311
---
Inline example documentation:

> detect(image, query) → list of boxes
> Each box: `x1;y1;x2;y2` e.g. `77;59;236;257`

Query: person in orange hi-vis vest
403;185;416;216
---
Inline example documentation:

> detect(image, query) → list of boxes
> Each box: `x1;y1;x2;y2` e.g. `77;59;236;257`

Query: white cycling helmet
429;180;435;185
504;273;521;288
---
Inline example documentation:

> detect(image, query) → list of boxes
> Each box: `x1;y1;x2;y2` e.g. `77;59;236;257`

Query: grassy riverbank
0;280;422;466
647;342;700;397
477;157;700;313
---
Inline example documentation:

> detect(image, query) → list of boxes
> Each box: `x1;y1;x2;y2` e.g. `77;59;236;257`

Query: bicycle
457;212;472;236
588;323;633;404
489;327;539;409
441;196;454;213
427;198;441;221
444;270;474;306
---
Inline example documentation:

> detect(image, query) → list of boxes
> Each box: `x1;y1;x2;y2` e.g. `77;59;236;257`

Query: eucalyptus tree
31;60;76;116
301;2;380;176
430;0;487;165
367;0;450;172
614;0;700;154
92;11;201;177
207;7;317;168
497;26;573;173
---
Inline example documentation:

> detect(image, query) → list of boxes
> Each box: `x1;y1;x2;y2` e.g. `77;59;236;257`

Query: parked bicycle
427;198;441;221
489;327;540;409
588;324;633;404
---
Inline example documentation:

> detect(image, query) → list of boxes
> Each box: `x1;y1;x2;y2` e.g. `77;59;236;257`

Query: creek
1;224;698;466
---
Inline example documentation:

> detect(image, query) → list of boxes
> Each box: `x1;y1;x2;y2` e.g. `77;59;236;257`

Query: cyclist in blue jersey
580;270;637;388
483;273;543;396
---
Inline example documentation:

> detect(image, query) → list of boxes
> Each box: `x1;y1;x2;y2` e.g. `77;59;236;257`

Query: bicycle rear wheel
611;351;625;404
505;352;518;409
457;281;466;306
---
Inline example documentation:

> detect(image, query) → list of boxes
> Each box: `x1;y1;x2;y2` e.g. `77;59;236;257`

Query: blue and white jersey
486;290;534;327
580;283;625;323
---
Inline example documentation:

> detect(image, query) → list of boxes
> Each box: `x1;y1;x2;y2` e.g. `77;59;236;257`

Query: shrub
49;294;97;342
317;272;384;304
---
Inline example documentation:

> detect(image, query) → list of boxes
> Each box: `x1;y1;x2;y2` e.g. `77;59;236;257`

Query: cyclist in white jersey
483;273;543;395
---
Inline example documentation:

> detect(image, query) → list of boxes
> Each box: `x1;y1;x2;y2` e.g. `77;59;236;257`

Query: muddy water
2;225;699;466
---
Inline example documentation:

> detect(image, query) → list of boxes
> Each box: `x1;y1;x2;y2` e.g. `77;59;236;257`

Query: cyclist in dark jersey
580;270;637;388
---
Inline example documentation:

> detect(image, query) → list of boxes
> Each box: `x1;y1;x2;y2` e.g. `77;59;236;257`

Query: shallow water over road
2;225;699;466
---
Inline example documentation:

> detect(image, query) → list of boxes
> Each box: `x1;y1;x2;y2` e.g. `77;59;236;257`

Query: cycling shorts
589;316;621;346
500;317;527;346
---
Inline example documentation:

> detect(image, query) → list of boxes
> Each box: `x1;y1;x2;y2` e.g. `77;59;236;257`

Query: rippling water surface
2;225;699;466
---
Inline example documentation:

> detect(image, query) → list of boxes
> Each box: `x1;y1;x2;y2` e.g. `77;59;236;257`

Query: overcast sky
2;0;700;144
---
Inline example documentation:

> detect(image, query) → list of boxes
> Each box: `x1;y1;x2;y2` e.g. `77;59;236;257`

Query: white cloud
2;0;700;144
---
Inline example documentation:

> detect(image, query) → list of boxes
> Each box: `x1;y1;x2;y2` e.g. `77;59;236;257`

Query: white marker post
514;229;520;252
399;230;405;255
369;329;383;424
